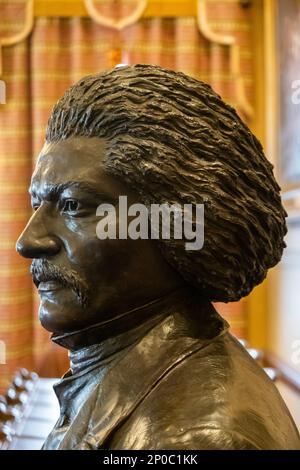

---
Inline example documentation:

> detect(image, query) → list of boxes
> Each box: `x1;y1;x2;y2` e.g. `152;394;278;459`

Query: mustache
30;259;89;308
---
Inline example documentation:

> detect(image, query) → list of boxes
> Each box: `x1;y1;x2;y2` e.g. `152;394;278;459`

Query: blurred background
0;0;299;448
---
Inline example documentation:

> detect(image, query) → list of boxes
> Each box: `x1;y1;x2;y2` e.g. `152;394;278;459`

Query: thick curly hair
46;64;287;302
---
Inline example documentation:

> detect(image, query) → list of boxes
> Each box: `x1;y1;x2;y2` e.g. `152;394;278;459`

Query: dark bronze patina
16;65;300;449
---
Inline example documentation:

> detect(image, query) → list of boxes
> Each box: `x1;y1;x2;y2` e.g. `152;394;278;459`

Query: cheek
64;229;138;280
62;217;146;284
64;213;137;260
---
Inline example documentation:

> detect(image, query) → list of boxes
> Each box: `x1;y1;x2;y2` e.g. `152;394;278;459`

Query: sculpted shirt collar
63;313;168;377
51;286;192;353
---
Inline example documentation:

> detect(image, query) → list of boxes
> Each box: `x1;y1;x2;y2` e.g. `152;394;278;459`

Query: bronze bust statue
16;64;300;450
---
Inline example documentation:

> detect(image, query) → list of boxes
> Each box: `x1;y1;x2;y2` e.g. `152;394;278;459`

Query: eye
61;199;80;213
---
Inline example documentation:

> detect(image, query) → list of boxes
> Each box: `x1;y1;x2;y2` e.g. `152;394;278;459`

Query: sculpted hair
46;64;287;302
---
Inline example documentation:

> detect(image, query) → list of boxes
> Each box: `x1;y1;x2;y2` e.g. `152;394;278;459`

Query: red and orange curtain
0;0;254;391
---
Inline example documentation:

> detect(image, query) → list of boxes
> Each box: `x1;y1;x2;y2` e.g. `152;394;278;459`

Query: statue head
16;64;286;334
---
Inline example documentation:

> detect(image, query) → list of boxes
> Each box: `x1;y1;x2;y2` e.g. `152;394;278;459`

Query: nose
16;209;61;259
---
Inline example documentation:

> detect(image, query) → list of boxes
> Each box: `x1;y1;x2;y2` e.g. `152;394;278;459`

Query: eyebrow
29;181;116;202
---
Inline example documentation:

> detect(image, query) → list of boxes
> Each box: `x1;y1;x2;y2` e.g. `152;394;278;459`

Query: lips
31;260;89;307
38;281;63;293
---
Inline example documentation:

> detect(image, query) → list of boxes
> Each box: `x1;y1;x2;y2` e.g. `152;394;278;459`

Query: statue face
16;136;181;334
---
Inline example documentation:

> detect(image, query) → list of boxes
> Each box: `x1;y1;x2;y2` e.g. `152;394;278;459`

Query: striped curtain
0;0;254;390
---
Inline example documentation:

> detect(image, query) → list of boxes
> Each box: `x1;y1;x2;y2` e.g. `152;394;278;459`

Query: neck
51;286;192;351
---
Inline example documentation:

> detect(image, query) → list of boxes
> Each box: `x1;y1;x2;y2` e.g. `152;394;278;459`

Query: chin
39;306;64;334
38;299;95;334
39;302;75;334
38;287;93;332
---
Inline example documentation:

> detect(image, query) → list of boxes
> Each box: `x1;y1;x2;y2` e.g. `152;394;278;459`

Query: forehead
30;136;130;198
31;137;106;188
